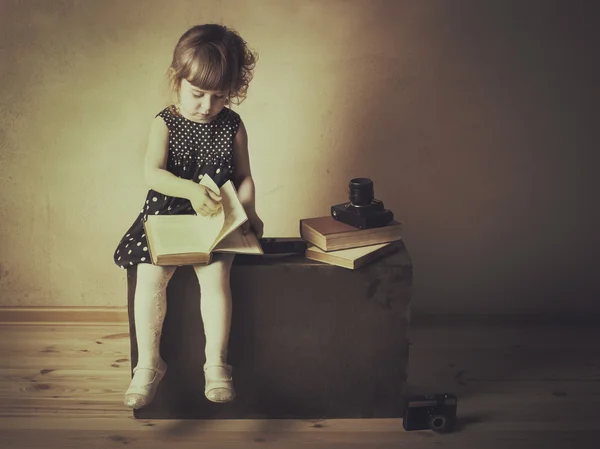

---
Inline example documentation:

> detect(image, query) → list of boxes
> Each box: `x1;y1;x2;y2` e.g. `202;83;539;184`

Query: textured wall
1;0;599;314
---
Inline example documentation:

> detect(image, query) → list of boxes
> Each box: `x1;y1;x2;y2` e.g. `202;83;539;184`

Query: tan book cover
143;175;263;266
299;216;402;252
305;241;399;270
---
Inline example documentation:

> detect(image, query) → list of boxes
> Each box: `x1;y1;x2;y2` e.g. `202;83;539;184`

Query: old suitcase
126;242;413;419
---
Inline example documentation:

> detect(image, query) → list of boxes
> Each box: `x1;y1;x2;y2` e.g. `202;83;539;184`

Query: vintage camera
330;178;394;229
402;393;457;433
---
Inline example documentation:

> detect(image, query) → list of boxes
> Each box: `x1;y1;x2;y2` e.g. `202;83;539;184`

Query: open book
143;175;263;265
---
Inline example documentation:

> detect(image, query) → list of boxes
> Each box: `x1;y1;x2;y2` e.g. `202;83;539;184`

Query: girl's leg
193;253;235;402
125;263;176;408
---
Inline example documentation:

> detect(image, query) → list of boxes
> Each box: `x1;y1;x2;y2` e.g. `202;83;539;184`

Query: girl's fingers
206;203;221;216
206;202;220;214
207;190;222;202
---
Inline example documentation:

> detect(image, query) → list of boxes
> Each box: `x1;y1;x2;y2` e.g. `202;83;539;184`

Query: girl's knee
193;256;234;285
136;264;177;290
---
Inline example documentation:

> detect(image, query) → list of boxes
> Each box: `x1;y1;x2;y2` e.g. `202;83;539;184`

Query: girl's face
177;79;229;123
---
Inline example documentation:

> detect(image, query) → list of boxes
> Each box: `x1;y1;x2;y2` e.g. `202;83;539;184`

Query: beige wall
1;0;599;315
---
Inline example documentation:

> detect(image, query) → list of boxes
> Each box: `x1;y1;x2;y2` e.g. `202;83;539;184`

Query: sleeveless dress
113;106;241;269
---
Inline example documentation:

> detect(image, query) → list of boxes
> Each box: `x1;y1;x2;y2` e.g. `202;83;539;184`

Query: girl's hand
241;212;264;238
191;185;222;217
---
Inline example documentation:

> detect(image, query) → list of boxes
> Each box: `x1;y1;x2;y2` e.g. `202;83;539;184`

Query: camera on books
402;393;457;433
331;178;394;229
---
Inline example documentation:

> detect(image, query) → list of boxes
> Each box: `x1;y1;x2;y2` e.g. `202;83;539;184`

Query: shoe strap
204;364;232;371
133;364;167;375
204;364;233;380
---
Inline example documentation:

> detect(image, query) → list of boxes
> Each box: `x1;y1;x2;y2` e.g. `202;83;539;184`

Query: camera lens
348;178;374;206
429;414;451;433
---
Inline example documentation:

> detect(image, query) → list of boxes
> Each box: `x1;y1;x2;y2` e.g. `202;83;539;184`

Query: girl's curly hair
168;24;257;106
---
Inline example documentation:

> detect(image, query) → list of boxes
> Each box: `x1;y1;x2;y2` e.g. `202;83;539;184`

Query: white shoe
204;364;236;403
124;359;167;409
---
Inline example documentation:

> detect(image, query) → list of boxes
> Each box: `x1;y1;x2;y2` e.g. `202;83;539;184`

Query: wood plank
0;307;128;324
0;413;597;432
0;369;129;395
1;380;599;423
0;325;130;367
0;325;130;350
0;424;598;449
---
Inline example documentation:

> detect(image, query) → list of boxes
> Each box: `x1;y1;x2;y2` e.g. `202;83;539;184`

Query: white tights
133;254;235;373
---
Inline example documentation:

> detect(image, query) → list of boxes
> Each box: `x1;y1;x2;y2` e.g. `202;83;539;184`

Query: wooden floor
0;319;599;448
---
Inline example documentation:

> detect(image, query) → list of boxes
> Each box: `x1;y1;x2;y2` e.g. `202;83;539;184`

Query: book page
213;227;263;254
192;175;226;246
199;174;220;195
209;181;249;250
146;215;218;255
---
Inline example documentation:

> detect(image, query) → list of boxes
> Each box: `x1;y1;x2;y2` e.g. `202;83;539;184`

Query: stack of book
299;216;402;270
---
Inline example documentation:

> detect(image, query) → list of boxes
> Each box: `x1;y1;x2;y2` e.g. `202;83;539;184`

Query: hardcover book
300;216;402;252
304;241;399;270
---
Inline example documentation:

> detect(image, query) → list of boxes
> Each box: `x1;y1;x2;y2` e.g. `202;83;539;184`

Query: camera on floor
402;393;457;433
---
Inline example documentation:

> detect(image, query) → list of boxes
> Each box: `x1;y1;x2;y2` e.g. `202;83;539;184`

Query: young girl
113;24;263;409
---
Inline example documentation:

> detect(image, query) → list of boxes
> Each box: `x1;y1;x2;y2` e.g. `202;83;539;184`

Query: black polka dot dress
113;106;241;268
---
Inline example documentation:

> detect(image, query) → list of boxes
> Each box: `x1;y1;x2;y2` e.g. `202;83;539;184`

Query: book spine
300;221;328;251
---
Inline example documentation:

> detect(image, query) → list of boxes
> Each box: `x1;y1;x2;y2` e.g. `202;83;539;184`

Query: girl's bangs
185;47;233;92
